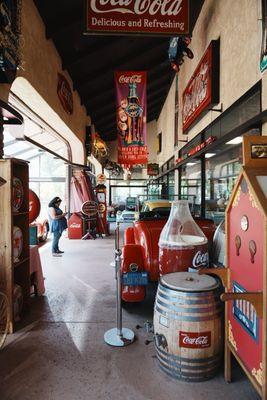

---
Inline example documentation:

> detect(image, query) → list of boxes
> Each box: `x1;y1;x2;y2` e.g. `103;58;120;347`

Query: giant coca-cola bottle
125;83;143;144
159;200;209;275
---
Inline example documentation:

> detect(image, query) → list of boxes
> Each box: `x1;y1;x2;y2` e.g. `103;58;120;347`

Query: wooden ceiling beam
66;37;125;71
97;103;162;139
90;85;170;128
46;19;81;40
84;66;172;112
76;40;168;94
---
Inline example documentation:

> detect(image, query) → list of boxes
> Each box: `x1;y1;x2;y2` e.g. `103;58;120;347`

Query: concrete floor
0;227;260;400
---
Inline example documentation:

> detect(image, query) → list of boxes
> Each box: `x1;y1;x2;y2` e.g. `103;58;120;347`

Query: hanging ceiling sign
182;40;220;133
85;0;189;36
57;73;73;115
115;71;148;166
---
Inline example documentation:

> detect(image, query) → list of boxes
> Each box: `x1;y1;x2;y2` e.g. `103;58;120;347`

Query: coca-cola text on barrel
179;331;211;349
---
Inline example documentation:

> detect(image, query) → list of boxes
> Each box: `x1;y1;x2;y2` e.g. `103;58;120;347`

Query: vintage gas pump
95;173;107;234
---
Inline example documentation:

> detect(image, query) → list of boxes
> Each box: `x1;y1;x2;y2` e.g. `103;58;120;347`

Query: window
180;160;202;216
168;171;175;200
157;132;162;154
205;144;242;225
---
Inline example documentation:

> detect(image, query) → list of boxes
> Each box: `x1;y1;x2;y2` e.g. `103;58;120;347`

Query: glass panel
39;182;66;220
168;157;175;169
40;152;66;178
180;160;201;216
204;88;261;141
111;186;147;207
29;156;40;177
147;183;162;200
4;140;31;156
256;176;267;197
168;171;175;200
205;144;242;224
162;163;168;173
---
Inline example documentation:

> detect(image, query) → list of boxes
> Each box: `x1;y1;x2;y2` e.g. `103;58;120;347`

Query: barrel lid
160;272;218;292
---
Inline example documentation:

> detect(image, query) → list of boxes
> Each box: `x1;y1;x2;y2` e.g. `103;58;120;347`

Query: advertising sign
57;73;73;115
85;0;189;36
179;331;211;349
147;163;159;176
115;71;148;166
182;40;220;133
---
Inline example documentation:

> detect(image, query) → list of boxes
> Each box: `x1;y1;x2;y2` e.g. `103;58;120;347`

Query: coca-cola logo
179;331;211;349
119;74;142;84
90;0;184;16
70;223;81;228
183;60;209;124
192;251;209;269
57;73;73;115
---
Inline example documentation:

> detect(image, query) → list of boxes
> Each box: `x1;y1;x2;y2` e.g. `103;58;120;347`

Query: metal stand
104;223;135;347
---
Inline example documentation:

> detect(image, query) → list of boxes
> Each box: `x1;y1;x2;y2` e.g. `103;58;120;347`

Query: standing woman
48;197;68;257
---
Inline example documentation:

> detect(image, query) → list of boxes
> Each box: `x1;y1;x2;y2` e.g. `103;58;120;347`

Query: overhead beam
76;40;168;94
90;84;170;128
85;67;172;112
46;19;81;40
66;37;127;72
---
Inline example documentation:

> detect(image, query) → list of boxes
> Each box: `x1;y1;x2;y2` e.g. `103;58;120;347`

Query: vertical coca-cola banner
115;71;148;166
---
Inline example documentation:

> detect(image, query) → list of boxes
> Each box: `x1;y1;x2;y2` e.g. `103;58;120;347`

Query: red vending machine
206;136;266;399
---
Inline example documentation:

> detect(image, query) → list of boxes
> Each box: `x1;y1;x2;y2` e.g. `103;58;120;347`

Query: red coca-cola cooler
68;213;83;239
158;200;209;275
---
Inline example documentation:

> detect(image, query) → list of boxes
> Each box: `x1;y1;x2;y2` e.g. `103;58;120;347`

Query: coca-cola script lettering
70;223;82;229
57;73;73;115
179;331;211;349
119;74;142;84
86;0;189;35
90;0;184;16
192;251;209;269
182;40;220;132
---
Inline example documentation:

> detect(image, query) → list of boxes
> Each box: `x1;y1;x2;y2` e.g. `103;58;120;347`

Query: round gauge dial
241;215;249;231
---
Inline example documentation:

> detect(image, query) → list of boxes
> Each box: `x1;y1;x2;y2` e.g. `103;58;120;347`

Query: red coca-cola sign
179;331;211;349
85;0;189;36
57;73;73;115
182;40;220;133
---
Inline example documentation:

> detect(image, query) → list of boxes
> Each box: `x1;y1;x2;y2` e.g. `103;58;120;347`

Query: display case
0;158;30;333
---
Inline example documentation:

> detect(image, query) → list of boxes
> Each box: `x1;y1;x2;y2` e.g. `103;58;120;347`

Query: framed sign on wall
182;40;220;133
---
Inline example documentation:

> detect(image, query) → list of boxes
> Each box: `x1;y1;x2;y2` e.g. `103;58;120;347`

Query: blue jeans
52;231;62;253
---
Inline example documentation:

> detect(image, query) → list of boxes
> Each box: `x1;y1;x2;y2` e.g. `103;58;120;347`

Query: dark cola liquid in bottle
158;200;209;275
125;83;143;144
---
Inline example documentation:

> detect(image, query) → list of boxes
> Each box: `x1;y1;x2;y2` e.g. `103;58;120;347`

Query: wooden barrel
154;272;223;382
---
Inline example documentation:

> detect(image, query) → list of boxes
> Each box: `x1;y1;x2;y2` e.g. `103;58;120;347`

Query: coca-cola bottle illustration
158;200;209;275
125;83;143;144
